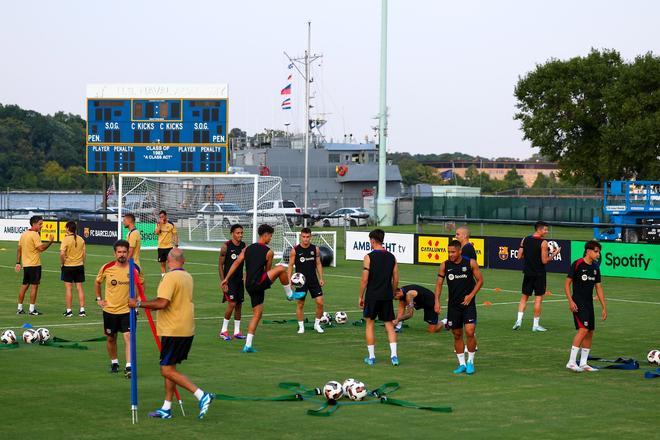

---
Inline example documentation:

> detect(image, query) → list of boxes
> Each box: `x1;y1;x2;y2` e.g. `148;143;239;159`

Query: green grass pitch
0;236;657;439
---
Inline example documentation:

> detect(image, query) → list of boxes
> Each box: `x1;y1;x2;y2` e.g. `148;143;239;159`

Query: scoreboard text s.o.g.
85;84;228;174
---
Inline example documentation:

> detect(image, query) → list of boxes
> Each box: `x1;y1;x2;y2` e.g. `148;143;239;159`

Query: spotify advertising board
571;241;659;280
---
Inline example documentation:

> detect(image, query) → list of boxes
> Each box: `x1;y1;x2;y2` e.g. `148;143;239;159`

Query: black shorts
423;307;439;325
246;273;273;307
363;298;395;322
160;336;194;366
103;311;130;336
61;265;85;283
522;274;547;296
223;280;245;304
573;302;595;330
295;280;323;299
22;266;42;285
447;302;477;329
158;248;173;262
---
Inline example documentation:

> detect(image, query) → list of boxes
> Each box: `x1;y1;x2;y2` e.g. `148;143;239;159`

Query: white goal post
117;173;294;255
282;231;337;267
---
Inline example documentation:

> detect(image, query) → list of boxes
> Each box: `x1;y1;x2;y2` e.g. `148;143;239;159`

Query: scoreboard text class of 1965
85;84;228;173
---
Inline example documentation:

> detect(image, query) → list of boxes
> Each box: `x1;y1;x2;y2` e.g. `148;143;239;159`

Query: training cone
482;301;493;307
545;291;552;296
493;288;502;292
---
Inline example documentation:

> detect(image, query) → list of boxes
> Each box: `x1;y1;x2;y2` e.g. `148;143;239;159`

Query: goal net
118;173;294;254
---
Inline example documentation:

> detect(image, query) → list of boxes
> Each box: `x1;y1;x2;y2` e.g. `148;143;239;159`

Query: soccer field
0;239;657;439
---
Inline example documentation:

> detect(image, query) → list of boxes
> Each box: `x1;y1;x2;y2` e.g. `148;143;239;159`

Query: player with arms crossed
512;221;560;331
436;240;483;375
218;224;247;340
564;240;607;372
15;215;54;315
155;210;178;277
288;227;326;334
95;239;144;378
393;284;445;333
222;224;292;353
358;229;399;366
129;248;215;420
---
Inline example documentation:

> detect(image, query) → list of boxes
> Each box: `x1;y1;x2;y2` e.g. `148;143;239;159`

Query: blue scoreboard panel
85;86;228;173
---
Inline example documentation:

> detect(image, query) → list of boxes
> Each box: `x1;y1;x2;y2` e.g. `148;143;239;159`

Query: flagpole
103;174;108;221
303;21;311;227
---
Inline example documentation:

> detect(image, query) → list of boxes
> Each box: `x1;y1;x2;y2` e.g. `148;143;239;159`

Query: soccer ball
342;378;356;396
647;349;660;365
22;329;39;344
547;240;560;255
346;381;368;401
323;381;344;401
334;311;348;324
1;329;17;344
290;272;306;289
319;312;332;325
36;328;51;343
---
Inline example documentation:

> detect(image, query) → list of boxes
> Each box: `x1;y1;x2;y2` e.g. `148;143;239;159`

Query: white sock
194;388;205;401
125;362;131;368
569;346;580;364
457;353;466;366
516;312;523;323
468;351;475;363
17;304;23;311
389;342;397;358
367;345;375;359
161;273;165;278
162;400;172;411
283;284;293;296
314;318;321;327
79;307;85;312
580;348;591;367
66;308;72;313
233;320;241;334
111;359;119;365
246;333;254;347
221;318;229;333
29;304;35;312
441;317;448;325
299;320;305;330
395;321;403;330
533;317;540;327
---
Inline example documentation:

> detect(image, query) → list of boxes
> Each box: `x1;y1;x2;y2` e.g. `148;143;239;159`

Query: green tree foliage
0;104;100;189
515;49;660;185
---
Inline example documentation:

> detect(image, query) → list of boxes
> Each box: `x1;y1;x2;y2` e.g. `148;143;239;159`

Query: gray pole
376;0;393;225
303;21;311;227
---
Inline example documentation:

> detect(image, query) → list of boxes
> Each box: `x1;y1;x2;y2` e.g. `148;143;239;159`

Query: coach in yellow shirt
155;210;178;277
129;248;215;420
60;221;87;318
95;239;144;378
15;215;54;315
123;213;141;268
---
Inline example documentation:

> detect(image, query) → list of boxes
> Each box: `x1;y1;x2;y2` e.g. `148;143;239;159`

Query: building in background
424;160;559;186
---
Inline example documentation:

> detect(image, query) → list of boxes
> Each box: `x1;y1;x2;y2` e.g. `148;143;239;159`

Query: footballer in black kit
393;284;444;333
218;224;247;340
436;240;483;374
563;240;607;372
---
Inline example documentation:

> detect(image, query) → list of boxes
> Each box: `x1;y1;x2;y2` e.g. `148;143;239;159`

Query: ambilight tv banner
571;241;659;280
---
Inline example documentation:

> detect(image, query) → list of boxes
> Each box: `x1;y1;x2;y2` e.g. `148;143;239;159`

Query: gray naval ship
229;132;402;213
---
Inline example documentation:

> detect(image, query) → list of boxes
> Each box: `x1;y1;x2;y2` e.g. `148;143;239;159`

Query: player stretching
393;284;445;333
218;224;246;341
358;229;399;366
155;210;178;277
95;240;144;378
564;241;607;372
436;240;483;375
222;224;292;353
512;221;560;331
288;228;325;334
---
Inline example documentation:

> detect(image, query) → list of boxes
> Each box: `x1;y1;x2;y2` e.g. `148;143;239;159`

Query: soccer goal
282;231;337;267
118;173;294;254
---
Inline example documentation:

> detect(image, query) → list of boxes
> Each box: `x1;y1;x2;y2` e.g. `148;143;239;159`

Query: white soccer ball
346;381;368;401
290;272;306;289
647;349;660;365
323;380;344;401
334;311;348;324
319;312;331;325
36;328;51;343
1;330;17;344
342;378;356;396
22;329;39;344
547;240;560;255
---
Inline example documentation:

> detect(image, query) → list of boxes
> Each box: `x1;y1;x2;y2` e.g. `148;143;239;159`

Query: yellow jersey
60;234;85;266
19;230;42;267
156;269;195;337
156;221;177;249
96;261;144;315
127;228;141;268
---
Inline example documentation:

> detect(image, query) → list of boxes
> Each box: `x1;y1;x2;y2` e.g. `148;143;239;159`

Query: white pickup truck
252;200;302;226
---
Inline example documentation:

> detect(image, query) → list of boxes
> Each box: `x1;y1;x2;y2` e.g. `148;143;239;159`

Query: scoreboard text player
86;84;228;173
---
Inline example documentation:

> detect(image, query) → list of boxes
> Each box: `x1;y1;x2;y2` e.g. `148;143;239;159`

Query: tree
503;168;525;188
514;49;660;186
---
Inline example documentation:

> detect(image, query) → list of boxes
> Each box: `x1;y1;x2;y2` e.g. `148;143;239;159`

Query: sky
1;0;658;159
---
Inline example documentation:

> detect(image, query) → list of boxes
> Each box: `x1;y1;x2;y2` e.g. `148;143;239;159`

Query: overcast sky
2;1;658;159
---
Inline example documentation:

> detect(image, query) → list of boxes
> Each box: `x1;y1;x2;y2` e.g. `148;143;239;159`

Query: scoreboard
86;84;228;173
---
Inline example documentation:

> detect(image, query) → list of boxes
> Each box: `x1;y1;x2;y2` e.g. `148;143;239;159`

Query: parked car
317;207;371;227
249;200;302;226
196;202;243;228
